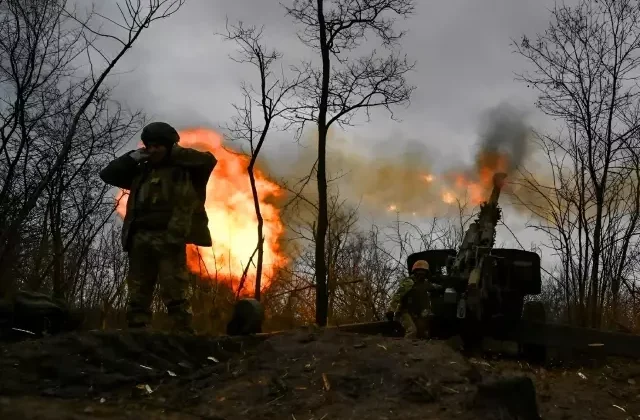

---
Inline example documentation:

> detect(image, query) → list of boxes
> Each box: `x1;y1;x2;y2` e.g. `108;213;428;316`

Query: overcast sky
109;0;556;145
101;0;563;260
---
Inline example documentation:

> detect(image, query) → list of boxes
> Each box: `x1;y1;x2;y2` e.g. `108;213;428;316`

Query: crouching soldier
100;122;216;333
386;260;442;339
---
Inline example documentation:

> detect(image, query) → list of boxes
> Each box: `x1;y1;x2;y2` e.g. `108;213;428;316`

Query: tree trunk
51;173;65;301
0;240;19;298
248;163;265;301
315;122;329;326
589;192;604;329
314;0;330;327
327;233;334;324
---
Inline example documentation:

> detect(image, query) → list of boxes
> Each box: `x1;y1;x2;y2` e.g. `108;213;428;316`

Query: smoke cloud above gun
279;102;540;217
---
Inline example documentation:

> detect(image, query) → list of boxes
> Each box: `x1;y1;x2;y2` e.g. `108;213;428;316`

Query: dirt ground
1;328;639;419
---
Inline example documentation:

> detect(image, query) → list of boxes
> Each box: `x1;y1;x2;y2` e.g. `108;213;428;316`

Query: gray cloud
95;0;558;251
103;0;557;143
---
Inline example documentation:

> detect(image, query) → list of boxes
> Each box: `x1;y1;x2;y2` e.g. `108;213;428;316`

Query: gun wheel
460;315;483;355
520;300;547;364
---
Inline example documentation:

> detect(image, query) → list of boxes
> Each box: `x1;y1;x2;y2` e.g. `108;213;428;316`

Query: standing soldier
100;122;216;333
386;260;442;339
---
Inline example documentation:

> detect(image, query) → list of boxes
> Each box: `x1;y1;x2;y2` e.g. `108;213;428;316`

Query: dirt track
1;328;639;419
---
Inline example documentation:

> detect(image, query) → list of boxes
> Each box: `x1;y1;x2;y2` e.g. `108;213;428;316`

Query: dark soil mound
0;330;266;398
0;328;638;419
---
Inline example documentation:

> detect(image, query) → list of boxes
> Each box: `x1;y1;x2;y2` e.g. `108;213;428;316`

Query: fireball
115;128;287;295
441;191;456;204
441;151;510;205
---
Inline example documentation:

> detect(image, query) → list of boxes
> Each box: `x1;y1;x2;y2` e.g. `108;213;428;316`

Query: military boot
126;307;152;331
167;300;194;335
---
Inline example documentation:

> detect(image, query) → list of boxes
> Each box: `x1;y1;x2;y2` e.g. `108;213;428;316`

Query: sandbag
226;298;264;336
0;290;83;340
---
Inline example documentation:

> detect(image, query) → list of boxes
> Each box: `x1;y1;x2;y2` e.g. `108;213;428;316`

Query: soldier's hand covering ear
129;148;150;162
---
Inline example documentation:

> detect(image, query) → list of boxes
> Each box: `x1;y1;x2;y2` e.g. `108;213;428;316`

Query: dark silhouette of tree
0;0;185;297
283;0;416;326
513;0;640;327
221;20;304;301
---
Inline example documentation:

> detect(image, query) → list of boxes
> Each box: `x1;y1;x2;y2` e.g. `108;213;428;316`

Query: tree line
1;0;639;332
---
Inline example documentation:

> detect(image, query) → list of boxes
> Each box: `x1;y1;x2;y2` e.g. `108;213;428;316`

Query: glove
129;148;150;162
385;311;395;322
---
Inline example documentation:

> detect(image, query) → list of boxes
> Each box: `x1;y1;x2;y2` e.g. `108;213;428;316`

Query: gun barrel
488;172;508;205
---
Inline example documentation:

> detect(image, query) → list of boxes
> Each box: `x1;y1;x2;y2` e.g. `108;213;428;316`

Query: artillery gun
230;171;640;361
226;173;547;353
407;172;545;351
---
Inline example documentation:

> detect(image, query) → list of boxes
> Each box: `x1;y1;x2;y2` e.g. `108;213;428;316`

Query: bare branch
0;0;185;296
282;0;416;325
513;0;640;327
219;19;307;300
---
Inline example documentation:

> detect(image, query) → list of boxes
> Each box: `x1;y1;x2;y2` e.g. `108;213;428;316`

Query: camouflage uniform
388;274;438;339
100;123;216;332
126;230;191;329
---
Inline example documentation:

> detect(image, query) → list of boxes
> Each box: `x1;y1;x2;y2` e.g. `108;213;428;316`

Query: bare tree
286;186;362;323
76;224;129;328
0;0;185;297
513;0;640;327
221;21;303;301
383;195;475;275
36;93;141;300
276;185;395;326
283;0;417;326
277;175;477;326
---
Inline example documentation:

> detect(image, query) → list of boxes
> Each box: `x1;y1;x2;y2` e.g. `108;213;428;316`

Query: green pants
395;312;430;339
125;230;192;331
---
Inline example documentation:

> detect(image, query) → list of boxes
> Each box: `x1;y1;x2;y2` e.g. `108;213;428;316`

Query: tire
460;314;483;354
520;300;546;363
522;300;546;324
505;294;525;327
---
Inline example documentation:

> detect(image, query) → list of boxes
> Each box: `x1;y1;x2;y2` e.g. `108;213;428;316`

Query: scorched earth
1;328;639;419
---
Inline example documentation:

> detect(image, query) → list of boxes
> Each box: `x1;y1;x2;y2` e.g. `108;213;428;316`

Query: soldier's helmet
411;260;430;273
141;122;180;147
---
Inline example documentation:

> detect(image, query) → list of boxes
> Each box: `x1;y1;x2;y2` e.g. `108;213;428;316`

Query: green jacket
100;145;217;251
388;274;438;316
